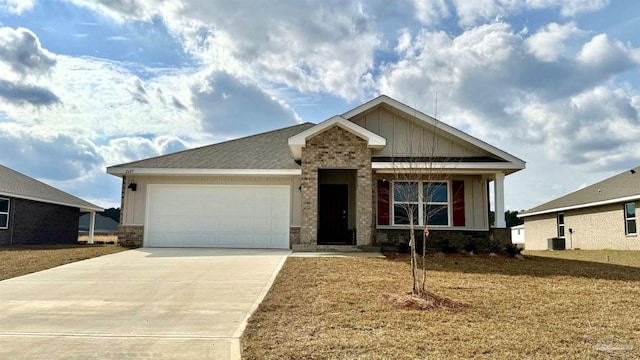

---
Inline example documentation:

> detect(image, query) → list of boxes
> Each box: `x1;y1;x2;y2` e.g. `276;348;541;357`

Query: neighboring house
79;213;118;233
107;95;525;250
519;167;640;250
0;164;103;245
511;224;525;245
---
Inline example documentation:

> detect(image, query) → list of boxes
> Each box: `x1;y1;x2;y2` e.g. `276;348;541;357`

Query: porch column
493;172;506;228
88;211;96;244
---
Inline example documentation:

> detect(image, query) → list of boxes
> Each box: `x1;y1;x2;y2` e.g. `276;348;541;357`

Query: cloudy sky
1;0;639;211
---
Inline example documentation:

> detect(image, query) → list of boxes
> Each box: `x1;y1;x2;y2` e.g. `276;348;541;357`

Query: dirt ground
0;244;126;281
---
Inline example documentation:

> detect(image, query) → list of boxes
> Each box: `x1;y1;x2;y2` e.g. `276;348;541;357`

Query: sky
0;0;639;211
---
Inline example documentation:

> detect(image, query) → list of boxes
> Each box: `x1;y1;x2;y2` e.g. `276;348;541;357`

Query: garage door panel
145;185;290;248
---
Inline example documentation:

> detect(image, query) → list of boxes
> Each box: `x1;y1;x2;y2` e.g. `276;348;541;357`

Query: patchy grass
525;249;640;267
0;244;126;281
242;252;640;359
77;234;118;245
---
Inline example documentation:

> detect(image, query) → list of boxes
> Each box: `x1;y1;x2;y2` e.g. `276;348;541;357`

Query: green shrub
436;238;458;253
488;239;501;253
504;243;523;257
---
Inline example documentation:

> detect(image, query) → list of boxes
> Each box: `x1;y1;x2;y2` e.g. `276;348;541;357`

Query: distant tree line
489;210;524;228
101;208;120;223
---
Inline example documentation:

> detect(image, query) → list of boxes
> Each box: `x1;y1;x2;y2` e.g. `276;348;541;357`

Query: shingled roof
519;166;640;217
0;164;103;211
108;122;315;172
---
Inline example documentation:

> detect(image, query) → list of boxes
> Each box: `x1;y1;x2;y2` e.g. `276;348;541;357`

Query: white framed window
392;181;449;226
0;198;9;229
625;202;636;235
557;213;565;238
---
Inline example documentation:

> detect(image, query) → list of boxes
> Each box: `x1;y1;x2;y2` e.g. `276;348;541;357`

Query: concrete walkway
0;248;289;360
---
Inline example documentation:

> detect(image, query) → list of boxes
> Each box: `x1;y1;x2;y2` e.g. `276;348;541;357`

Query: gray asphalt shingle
0;164;102;211
520;166;640;216
109;122;315;170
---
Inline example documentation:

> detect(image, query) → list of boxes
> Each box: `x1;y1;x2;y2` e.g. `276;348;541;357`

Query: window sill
626;233;637;237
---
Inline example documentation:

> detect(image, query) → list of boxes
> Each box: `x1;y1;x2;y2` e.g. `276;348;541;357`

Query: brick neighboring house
0;164;103;245
518;166;640;250
107;95;525;250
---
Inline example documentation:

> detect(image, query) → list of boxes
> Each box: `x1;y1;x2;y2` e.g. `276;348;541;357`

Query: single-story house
518;166;639;250
511;224;525;245
0;164;103;245
79;213;118;233
107;95;525;250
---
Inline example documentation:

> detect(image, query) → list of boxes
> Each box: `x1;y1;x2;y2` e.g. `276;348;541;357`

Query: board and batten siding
121;175;301;227
350;106;492;158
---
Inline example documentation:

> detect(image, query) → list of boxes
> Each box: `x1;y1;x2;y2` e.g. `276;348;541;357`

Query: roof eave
287;115;387;160
107;168;302;176
518;194;640;218
373;161;524;175
0;191;103;212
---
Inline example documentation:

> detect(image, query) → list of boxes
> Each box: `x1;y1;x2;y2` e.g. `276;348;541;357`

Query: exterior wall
289;226;301;245
0;197;79;245
350;106;492;158
120;175;299;226
511;225;525;244
523;213;558;250
118;175;301;247
118;225;144;248
118;175;299;247
374;173;489;230
299;126;373;249
524;202;640;250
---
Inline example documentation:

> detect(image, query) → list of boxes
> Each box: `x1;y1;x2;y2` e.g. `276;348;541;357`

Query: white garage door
145;184;290;248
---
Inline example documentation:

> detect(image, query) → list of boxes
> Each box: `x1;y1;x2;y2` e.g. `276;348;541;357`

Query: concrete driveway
0;248;289;360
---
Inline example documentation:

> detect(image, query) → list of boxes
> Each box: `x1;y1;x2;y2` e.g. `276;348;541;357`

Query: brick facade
118;225;144;248
299;126;374;249
289;227;301;245
525;202;640;250
0;197;79;245
375;228;507;252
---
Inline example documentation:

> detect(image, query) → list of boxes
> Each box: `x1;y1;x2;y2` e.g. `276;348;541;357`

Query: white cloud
63;0;381;101
0;27;57;80
452;0;610;27
0;0;35;14
577;34;640;71
525;22;584;62
412;0;450;25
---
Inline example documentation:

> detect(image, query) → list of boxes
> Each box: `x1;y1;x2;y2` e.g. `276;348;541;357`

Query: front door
318;184;350;245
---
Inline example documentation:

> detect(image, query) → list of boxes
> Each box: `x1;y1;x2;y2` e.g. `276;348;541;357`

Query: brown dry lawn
242;251;640;359
0;244;126;281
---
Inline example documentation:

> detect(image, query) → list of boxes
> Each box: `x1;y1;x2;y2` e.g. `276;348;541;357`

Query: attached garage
144;184;291;248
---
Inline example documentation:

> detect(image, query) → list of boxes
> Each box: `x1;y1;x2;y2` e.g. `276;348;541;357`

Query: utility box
547;237;566;250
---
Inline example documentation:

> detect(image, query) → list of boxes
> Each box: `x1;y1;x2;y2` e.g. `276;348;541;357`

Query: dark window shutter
452;180;465;227
377;180;390;225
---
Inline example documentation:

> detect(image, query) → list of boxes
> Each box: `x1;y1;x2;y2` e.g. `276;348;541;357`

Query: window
0;198;8;229
392;181;449;226
557;213;565;238
625;202;636;235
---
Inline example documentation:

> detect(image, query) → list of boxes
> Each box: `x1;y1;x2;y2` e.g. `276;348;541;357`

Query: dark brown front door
318;184;349;245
